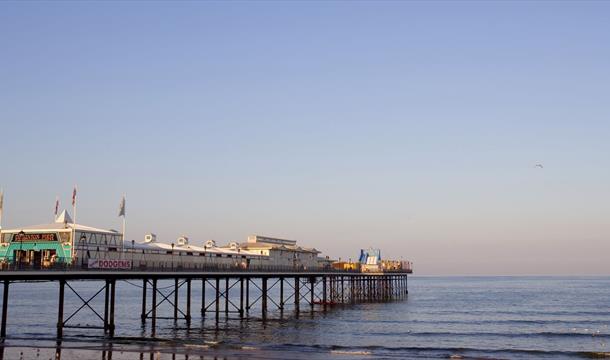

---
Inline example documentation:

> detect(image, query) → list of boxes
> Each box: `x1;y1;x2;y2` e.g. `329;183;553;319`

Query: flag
118;195;126;217
54;196;59;216
72;186;77;206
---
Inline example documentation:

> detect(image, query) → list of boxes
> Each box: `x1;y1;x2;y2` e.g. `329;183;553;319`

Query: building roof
247;234;297;246
239;242;320;254
132;239;264;258
1;210;120;236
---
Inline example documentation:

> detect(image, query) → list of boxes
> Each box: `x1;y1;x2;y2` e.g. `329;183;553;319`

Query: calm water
2;276;609;359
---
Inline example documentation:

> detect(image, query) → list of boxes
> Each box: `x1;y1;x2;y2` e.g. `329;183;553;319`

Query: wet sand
0;344;361;360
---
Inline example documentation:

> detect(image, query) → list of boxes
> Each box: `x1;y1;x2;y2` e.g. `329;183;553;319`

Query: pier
0;215;412;340
0;269;409;339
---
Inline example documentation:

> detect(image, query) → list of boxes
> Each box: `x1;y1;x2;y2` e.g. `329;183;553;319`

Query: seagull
535;164;544;169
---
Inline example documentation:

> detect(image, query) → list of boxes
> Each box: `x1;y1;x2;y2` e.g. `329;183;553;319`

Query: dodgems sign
88;259;132;269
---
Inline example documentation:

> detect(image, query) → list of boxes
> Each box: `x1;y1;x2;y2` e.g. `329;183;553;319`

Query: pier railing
0;258;412;274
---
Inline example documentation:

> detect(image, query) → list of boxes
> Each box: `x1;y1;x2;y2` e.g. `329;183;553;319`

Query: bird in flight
535;164;544;169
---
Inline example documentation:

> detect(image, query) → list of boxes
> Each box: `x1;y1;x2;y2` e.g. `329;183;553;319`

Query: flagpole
0;189;3;255
73;189;77;228
122;215;126;250
123;194;126;245
119;194;126;252
0;188;4;235
54;196;59;222
72;185;77;265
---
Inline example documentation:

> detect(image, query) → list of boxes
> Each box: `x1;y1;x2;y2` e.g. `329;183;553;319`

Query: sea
1;276;609;359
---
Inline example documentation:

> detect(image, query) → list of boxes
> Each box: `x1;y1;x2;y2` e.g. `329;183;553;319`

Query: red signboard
13;233;57;242
88;259;132;269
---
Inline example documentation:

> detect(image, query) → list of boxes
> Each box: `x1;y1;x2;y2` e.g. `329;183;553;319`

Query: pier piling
173;278;179;321
56;280;64;339
262;277;268;319
239;277;244;317
140;279;147;322
151;279;157;333
109;280;116;337
1;280;8;338
186;279;191;323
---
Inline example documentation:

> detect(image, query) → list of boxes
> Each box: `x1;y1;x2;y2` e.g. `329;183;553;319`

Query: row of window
78;248;250;259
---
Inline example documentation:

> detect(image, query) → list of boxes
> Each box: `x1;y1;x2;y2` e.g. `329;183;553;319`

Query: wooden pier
0;270;408;339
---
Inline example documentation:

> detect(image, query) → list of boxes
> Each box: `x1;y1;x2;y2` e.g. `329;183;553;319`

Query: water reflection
0;344;230;360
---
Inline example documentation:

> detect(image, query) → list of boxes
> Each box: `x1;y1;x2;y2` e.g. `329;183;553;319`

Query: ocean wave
403;318;610;325
330;349;372;356
364;330;610;339
415;309;610;317
277;343;610;359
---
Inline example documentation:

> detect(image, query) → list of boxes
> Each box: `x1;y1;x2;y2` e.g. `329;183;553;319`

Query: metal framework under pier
0;271;408;339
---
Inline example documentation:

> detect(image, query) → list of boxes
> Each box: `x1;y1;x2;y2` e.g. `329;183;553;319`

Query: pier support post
1;280;9;338
225;277;229;315
141;279;147;322
310;277;315;310
262;277;268;319
201;278;206;316
104;280;110;332
399;276;402;298
174;278;179;321
109;280;116;337
186;279;191;323
330;276;334;303
386;276;390;300
245;278;250;311
294;277;300;313
279;277;284;310
151;279;157;333
57;280;65;339
239;277;244;318
215;278;220;320
341;275;345;304
322;276;327;309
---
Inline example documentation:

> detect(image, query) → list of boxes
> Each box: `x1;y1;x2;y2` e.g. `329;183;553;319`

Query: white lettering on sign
88;259;132;269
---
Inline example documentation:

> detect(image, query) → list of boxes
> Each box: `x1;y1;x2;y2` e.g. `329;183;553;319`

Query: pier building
127;234;267;270
229;235;321;269
0;210;122;268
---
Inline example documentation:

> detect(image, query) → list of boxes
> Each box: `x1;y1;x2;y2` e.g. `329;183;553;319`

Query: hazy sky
1;1;609;275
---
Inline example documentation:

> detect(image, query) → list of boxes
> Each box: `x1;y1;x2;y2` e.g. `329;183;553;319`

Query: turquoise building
0;210;122;268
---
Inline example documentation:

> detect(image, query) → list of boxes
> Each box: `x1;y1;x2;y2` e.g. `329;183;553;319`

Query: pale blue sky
1;1;609;275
